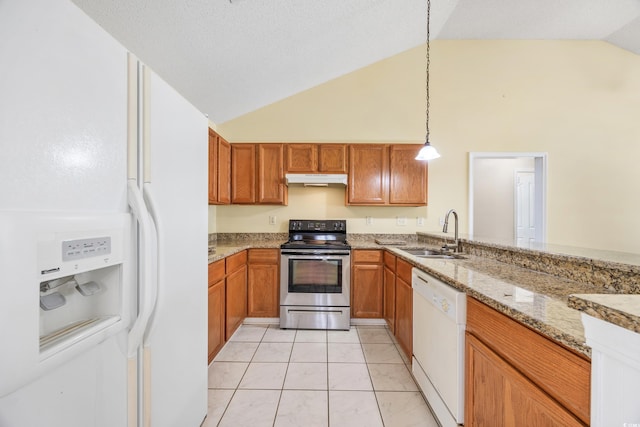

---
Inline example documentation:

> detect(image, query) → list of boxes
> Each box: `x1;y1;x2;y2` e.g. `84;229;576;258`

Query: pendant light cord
425;0;431;143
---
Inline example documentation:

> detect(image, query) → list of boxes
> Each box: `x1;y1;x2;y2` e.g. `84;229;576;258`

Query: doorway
468;152;547;245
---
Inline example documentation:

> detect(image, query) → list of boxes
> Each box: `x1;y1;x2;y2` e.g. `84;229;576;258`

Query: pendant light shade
415;0;440;161
415;142;440;160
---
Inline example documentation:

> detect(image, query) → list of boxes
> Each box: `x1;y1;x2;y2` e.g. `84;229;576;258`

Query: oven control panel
289;219;346;232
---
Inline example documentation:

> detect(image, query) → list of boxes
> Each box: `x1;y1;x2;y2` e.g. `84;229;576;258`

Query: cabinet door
257;144;287;204
351;263;383;318
285;144;318;173
466;297;590;424
318;144;347;173
225;265;247;340
208;280;225;363
465;333;586;427
383;264;396;333
248;263;279;317
348;144;389;205
231;144;256;204
208;129;218;204
389;144;427;206
395;276;412;359
217;136;231;204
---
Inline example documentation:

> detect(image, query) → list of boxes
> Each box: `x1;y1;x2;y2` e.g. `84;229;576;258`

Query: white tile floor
204;324;439;427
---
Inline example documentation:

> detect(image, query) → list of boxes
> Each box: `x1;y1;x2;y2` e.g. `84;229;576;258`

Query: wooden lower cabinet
225;251;248;340
466;334;585;427
394;258;413;359
351;250;383;318
394;275;412;359
207;280;225;363
247;249;280;317
383;251;396;333
465;297;590;426
208;259;226;362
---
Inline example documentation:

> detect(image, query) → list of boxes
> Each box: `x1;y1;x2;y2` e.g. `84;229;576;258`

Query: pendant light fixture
415;0;440;161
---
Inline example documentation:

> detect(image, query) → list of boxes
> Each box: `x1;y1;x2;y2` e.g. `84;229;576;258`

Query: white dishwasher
412;268;466;427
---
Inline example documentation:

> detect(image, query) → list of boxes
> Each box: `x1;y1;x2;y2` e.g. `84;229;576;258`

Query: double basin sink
400;248;466;260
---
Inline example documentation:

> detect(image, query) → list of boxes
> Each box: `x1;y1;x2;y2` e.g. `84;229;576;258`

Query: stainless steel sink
401;248;466;259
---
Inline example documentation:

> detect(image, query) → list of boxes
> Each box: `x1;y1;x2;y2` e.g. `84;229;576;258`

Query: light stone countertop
568;294;640;334
208;240;283;264
378;245;609;357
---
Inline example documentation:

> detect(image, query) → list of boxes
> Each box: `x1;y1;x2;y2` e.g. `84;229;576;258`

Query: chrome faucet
442;209;460;252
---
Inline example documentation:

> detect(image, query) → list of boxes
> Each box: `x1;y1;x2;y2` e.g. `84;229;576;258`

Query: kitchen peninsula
208;230;640;425
209;230;639;353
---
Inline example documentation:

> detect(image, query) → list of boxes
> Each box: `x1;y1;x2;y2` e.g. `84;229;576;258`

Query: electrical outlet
396;216;407;226
417;217;425;226
269;215;276;225
365;216;373;226
439;217;445;226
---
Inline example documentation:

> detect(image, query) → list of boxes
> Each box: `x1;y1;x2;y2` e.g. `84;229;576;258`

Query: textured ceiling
71;0;640;124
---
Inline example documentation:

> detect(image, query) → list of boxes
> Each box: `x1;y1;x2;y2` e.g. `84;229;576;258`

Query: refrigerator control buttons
62;237;111;261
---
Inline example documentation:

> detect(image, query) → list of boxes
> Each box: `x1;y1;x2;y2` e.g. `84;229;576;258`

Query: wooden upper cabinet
348;144;389;205
231;143;287;205
257;144;287;204
231;144;256;204
389;144;427;205
285;143;347;173
285;144;318;173
318;144;348;173
217;137;231;204
208;129;231;205
208;130;217;204
347;144;427;206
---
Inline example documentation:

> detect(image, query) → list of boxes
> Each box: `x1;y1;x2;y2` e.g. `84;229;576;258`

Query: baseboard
243;317;388;327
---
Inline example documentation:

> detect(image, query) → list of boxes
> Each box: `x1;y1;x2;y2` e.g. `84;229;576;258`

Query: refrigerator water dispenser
38;225;127;358
0;212;133;397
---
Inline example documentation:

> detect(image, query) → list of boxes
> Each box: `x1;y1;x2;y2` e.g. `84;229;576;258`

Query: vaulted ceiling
72;0;640;124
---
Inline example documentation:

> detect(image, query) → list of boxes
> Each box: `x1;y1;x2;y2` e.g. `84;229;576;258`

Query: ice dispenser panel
38;224;128;358
0;212;132;397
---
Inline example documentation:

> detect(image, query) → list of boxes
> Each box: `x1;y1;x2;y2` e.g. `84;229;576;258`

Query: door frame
468;152;547;244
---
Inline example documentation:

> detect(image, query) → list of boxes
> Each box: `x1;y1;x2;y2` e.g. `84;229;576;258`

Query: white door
515;171;535;245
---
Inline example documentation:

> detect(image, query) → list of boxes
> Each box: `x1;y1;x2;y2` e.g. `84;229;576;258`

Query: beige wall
215;40;640;254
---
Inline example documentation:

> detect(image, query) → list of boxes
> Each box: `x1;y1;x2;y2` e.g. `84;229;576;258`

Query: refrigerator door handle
127;180;158;358
142;182;162;344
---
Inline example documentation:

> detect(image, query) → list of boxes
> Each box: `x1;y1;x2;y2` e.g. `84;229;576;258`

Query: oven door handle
281;251;350;257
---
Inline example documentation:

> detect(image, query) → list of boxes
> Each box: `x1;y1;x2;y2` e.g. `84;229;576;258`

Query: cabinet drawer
248;248;279;264
383;251;396;270
396;258;412;283
226;250;248;273
466;297;590;425
208;259;225;285
352;250;382;263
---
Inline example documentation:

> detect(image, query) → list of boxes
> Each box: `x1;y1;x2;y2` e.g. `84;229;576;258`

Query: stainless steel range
280;219;351;330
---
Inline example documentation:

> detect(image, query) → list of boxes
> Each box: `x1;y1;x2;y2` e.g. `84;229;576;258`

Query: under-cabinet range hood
285;174;348;187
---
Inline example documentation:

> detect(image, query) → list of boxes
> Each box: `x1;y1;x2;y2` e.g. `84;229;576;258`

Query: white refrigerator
0;0;208;426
